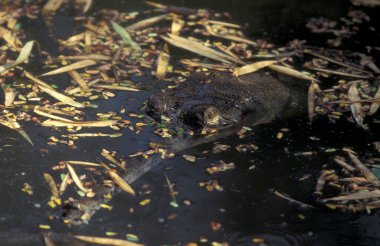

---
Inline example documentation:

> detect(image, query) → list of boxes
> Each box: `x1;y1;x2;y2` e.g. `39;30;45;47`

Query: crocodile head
146;72;291;131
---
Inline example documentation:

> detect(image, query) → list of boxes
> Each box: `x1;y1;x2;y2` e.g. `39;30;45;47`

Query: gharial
62;71;301;225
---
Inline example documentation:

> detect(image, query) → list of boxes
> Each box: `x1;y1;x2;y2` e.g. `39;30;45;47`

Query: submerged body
147;72;290;130
62;72;292;224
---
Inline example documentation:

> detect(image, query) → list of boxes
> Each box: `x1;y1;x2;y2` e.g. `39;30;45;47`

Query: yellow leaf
43;0;64;12
268;64;317;81
66;163;89;193
307;81;320;123
74;235;144;246
43;173;59;198
93;84;139;91
42;119;117;128
156;44;170;80
40;60;96;77
161;34;243;65
39;224;51;230
233;60;279;76
34;106;74;122
68;70;88;90
139;199;151;206
126;14;168;31
108;169;136;196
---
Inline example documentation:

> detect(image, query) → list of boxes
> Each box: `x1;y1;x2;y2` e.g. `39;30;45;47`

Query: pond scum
0;0;380;245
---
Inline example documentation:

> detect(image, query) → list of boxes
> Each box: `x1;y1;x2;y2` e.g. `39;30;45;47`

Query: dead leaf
68;70;89;90
126;14;168;31
233;60;279;76
38;85;85;108
308;81;320;123
108;170;136;196
40;60;96;77
161;34;244;64
43;0;64;12
323;190;380;201
66;163;89;193
41;119;117;128
156;44;170;79
348;82;366;129
269;64;317;81
74;235;143;246
347;151;380;187
43;173;59;198
369;86;380;115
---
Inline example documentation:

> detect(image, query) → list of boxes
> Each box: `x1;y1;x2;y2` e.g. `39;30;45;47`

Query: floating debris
316;149;380;212
0;40;36;73
161;34;244;64
40;60;96;77
274;191;315;209
108;169;136;196
74;235;144;246
1;0;379;240
233;60;280;76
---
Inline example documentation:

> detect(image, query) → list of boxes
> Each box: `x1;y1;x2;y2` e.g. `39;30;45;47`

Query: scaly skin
61;72;291;225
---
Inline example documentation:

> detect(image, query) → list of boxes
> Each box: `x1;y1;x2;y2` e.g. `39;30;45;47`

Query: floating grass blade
66;163;89;193
40;60;96;77
0;118;34;146
323;190;380;202
74;235;143;246
41;119;117;128
156;43;170;79
370;86;380;115
43;173;59;198
43;0;64;12
233;60;279;76
93;85;139;91
111;21;141;52
38;85;85;108
126;14;168;31
307;81;320;123
108;170;136;196
161;34;243;64
82;0;93;13
17;128;34;146
348;82;366;129
269;64;317;81
347;151;380;187
0;40;36;73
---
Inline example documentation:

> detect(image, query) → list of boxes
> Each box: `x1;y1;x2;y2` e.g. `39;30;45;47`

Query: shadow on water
0;0;380;245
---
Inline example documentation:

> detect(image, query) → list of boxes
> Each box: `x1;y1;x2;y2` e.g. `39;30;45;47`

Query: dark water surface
1;0;380;245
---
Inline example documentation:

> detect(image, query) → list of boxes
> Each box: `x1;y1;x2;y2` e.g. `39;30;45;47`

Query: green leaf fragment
170;201;179;208
325;148;337;153
111;21;141;52
77;190;86;197
17;129;34;146
242;126;252;131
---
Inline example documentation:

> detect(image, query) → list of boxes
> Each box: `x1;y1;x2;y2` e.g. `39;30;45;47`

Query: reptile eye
202;106;220;126
185;105;222;127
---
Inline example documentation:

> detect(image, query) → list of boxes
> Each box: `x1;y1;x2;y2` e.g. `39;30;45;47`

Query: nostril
146;94;175;117
146;96;156;111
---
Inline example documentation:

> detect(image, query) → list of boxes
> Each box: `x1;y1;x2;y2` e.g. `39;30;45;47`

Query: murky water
0;0;379;245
